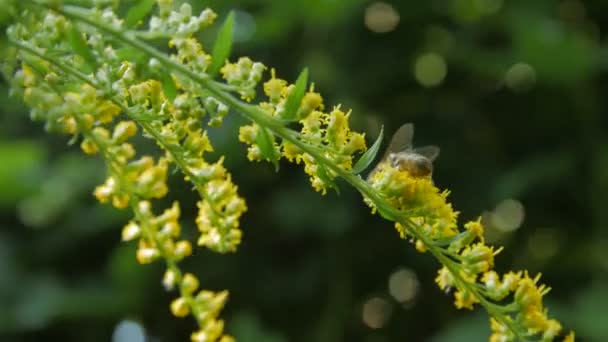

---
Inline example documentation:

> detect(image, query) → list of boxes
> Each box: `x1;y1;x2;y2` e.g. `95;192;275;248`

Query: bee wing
380;123;414;161
414;145;440;161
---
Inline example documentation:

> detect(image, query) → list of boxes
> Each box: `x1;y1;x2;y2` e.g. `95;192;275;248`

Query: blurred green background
1;0;607;341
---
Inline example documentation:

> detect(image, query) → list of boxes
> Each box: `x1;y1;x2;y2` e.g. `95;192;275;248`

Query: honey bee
368;123;440;180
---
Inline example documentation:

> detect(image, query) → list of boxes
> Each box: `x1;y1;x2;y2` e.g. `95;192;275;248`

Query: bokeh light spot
414;53;447;88
527;228;559;260
364;2;400;33
491;198;525;232
388;268;419;304
112;320;145;342
362;297;393;329
505;62;536;92
233;10;256;42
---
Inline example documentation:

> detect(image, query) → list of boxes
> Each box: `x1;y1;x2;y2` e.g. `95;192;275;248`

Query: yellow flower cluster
367;162;459;245
239;70;367;194
368;163;572;341
8;3;243;339
221;57;266;101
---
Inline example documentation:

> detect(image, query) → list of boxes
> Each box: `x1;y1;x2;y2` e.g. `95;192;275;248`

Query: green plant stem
18;1;527;339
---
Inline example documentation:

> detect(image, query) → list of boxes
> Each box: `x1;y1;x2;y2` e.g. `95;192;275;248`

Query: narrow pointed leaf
160;71;178;101
208;12;235;77
67;26;95;72
256;126;280;171
282;68;308;121
125;0;157;28
351;125;384;175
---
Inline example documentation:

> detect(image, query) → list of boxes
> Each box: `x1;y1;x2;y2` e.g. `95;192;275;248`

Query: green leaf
351;125;384;175
256;126;280;171
67;25;96;72
160;71;178;101
283;68;308;121
125;0;157;28
208;12;235;77
316;164;340;194
115;46;147;66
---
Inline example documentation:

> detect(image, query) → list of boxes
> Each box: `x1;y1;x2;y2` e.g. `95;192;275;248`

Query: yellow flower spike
10;4;574;339
170;297;190;317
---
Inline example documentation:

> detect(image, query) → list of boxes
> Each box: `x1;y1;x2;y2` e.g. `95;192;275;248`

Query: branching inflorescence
1;0;573;341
